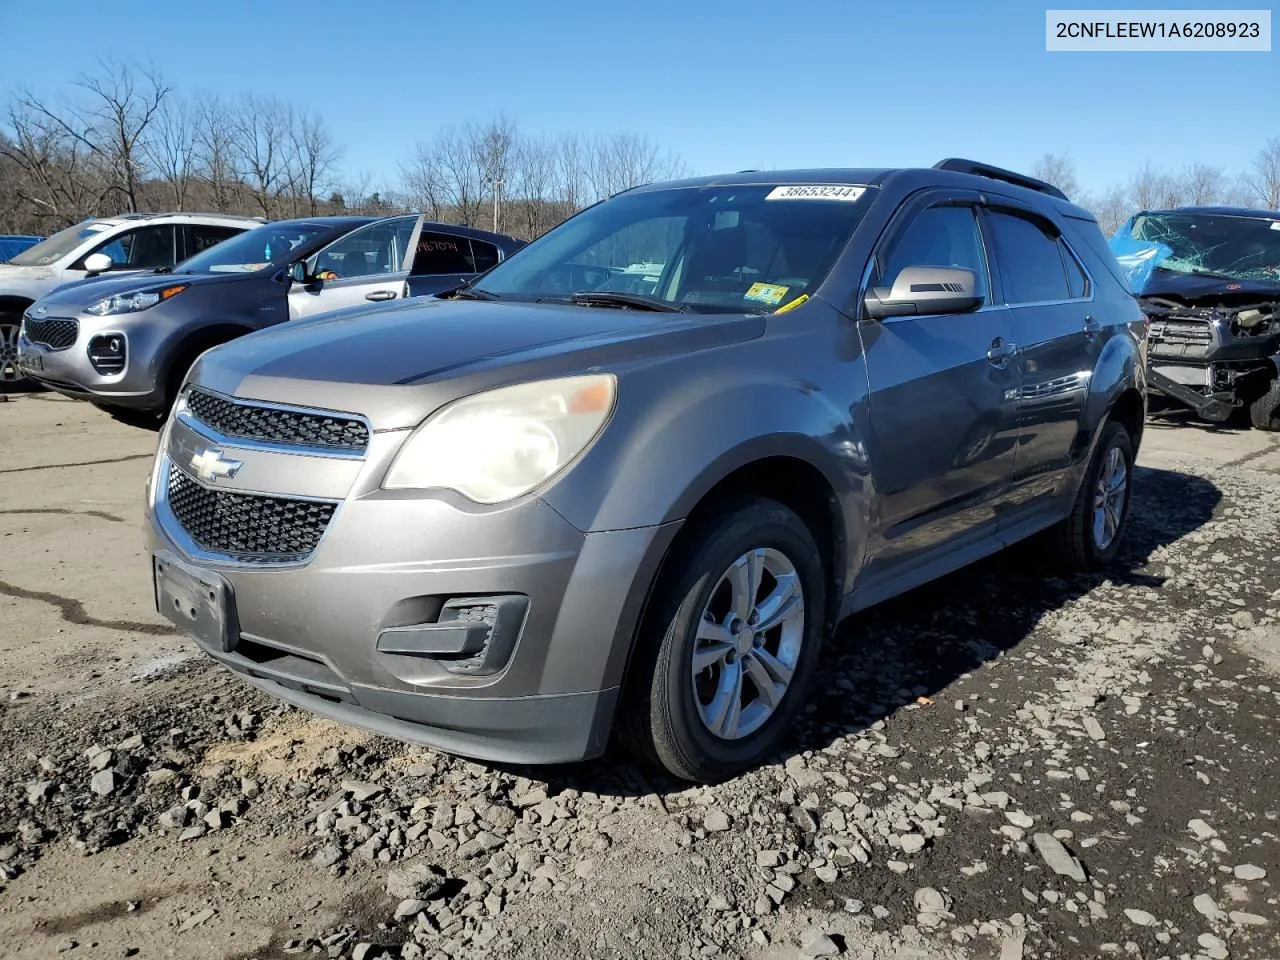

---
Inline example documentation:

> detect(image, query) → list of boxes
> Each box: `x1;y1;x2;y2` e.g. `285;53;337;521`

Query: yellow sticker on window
744;282;789;305
773;293;810;314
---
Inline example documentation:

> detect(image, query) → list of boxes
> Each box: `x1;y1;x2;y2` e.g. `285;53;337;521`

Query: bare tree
399;147;446;221
1031;152;1080;199
145;93;198;210
8;59;169;216
1081;185;1132;236
584;132;687;202
232;94;292;218
290;110;340;216
1245;137;1280;210
1182;163;1225;206
1127;164;1186;211
193;94;240;212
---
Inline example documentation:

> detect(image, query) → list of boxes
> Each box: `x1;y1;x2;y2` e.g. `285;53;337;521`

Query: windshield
1130;212;1280;283
7;220;115;267
175;223;330;274
474;183;876;313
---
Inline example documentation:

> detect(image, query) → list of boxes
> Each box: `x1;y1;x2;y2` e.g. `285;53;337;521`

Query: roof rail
933;158;1069;202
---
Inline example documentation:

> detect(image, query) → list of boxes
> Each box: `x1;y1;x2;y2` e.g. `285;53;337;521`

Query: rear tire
1044;420;1134;572
620;495;827;784
1249;380;1280;431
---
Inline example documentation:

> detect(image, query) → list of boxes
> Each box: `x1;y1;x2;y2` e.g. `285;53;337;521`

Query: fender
541;351;873;589
157;319;256;394
1077;322;1145;460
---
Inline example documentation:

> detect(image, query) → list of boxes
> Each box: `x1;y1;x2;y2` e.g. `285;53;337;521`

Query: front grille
1150;320;1213;343
1149;320;1213;360
166;464;336;561
185;388;370;452
23;316;78;349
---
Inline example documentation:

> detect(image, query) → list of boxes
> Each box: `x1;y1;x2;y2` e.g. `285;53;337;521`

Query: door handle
987;339;1018;364
365;290;397;302
1083;315;1102;338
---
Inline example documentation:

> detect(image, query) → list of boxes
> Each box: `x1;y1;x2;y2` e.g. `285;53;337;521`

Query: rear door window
986;210;1071;304
188;225;244;258
412;231;477;275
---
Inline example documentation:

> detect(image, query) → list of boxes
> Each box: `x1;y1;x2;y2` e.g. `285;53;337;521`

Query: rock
117;734;144;751
312;845;343;868
798;928;840;957
1033;833;1087;883
1194;893;1224;920
1005;811;1033;829
89;750;114;772
887;860;908;874
178;825;207;842
1188;818;1218;840
1123;908;1157;927
1081;717;1105;741
1229;911;1268;926
178;908;216;932
90;770;116;796
703;810;731;832
912;887;946;913
814;865;839;882
394;899;428;921
351;945;379;960
999;931;1025;960
56;940;76;953
1198;932;1229;960
708;893;732;912
1233;864;1266;881
386;863;446;901
899;834;927;855
756;850;782;868
343;781;383;802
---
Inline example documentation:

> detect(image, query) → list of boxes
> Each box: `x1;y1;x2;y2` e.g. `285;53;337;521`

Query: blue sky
0;0;1275;198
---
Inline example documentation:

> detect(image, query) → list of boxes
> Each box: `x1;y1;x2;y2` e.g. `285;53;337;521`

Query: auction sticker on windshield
765;185;866;202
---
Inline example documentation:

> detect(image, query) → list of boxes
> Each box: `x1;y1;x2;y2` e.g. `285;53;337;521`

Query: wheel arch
158;321;254;404
608;447;849;698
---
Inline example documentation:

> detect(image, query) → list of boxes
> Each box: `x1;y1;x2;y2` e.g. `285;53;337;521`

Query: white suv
0;211;263;384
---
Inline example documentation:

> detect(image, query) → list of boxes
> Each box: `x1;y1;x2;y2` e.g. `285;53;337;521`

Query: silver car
145;160;1146;784
0;212;261;385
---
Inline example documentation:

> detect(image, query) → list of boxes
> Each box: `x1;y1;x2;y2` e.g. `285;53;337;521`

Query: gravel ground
2;391;1279;960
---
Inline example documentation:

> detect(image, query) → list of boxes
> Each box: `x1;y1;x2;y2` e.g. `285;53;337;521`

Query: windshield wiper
568;291;693;313
450;286;501;301
153;265;174;274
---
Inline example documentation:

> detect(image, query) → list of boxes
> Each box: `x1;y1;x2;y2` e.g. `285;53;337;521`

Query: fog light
88;334;126;375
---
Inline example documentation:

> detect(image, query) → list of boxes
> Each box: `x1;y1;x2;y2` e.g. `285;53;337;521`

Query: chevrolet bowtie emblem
190;447;242;483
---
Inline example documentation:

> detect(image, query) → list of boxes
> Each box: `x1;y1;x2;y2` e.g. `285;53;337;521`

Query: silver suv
0;212;262;384
145;160;1147;784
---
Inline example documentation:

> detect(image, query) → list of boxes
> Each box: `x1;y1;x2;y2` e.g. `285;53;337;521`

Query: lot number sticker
765;185;866;202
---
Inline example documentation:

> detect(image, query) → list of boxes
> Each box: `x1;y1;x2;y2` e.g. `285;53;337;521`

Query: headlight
86;284;188;316
382;374;616;503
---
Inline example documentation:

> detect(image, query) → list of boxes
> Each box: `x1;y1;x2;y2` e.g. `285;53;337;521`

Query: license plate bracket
153;550;238;653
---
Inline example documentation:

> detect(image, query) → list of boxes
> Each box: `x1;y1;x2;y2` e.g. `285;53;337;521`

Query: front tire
1249;380;1280;431
0;317;30;388
1046;420;1135;571
621;496;827;784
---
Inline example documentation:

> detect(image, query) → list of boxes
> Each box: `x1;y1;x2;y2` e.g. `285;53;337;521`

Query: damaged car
1112;206;1280;430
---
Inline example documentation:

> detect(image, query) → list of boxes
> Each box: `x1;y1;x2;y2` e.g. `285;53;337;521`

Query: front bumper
144;414;680;764
17;316;167;410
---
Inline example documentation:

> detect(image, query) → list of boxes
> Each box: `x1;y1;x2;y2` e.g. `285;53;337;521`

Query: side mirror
83;252;113;275
288;260;310;285
863;265;984;320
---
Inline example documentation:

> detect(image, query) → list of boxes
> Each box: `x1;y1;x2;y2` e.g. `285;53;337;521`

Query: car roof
260;216;381;229
91;212;268;227
1140;205;1280;219
623;161;1096;220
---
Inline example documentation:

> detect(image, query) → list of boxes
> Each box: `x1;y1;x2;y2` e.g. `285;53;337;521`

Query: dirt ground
2;390;1279;960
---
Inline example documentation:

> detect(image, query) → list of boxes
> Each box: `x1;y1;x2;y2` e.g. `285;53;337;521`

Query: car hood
37;269;236;308
0;262;61;301
191;297;766;431
1139;267;1280;307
